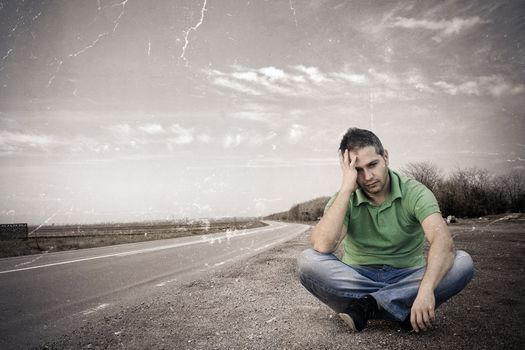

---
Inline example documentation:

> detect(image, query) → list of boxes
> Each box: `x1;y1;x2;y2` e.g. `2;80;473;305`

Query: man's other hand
339;149;358;194
410;288;436;332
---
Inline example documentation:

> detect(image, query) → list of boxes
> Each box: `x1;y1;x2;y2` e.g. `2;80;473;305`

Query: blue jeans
297;249;474;321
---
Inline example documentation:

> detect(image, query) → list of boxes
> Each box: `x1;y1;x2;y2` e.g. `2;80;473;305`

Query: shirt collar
354;169;402;206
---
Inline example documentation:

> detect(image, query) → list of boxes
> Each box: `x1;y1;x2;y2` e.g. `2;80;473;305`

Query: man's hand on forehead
338;150;359;193
348;151;358;163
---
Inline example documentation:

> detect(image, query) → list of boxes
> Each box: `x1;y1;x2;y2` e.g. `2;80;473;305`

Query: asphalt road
0;221;310;349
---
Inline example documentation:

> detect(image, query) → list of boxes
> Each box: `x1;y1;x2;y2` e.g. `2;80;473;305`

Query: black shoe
399;316;414;332
338;296;379;332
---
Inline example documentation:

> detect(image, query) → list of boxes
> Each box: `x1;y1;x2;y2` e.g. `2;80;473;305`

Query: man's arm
410;212;455;332
310;150;357;253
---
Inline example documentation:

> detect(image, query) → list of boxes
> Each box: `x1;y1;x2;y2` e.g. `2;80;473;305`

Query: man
297;127;474;333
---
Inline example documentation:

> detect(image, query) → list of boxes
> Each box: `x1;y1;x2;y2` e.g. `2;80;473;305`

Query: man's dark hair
339;128;384;156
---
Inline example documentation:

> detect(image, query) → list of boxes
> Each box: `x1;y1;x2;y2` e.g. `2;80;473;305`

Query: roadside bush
285;197;331;222
402;163;524;218
438;167;497;217
402;162;443;193
499;169;525;212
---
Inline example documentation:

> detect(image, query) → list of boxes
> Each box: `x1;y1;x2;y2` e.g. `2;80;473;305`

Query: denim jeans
297;248;474;321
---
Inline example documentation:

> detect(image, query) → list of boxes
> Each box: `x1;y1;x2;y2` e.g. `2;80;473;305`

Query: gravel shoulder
43;218;525;350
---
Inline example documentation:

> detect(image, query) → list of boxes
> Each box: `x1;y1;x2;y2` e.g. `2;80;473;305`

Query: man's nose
364;169;373;180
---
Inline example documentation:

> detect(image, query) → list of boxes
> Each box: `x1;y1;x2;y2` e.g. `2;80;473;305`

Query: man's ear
383;149;389;166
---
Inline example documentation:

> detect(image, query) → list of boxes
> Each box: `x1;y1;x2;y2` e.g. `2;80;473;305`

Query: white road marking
14;254;45;268
0;223;290;275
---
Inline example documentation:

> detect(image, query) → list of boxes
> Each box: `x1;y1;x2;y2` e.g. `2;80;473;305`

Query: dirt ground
42;217;524;350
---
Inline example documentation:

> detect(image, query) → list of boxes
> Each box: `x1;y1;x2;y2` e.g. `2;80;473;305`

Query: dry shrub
403;163;525;218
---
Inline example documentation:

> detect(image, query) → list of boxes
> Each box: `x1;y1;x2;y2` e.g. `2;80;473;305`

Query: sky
0;0;524;225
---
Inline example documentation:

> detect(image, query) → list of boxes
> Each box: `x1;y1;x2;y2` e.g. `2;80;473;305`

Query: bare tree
401;162;443;193
445;167;494;217
499;169;525;212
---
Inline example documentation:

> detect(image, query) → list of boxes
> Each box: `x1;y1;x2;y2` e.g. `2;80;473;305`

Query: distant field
0;218;267;258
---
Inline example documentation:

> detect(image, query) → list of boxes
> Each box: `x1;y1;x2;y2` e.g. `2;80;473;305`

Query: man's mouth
366;181;378;188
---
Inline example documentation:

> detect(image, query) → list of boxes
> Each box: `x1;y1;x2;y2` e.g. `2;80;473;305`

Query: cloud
228;103;278;124
223;133;242;148
330;72;368;85
0;130;57;152
206;65;429;101
434;75;525;97
139;123;166;134
232;71;259;82
68;135;115;154
106;123;132;137
207;65;523;104
258;66;288;81
293;65;328;84
207;65;334;98
248;131;277;146
197;133;212;144
221;128;279;149
213;77;261;96
229;110;272;123
169;124;194;145
289;124;306;144
391;16;485;42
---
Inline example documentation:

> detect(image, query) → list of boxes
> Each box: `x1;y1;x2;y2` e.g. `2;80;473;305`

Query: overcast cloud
0;0;524;224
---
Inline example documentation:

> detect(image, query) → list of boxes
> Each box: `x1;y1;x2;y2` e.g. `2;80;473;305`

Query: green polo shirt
325;169;440;268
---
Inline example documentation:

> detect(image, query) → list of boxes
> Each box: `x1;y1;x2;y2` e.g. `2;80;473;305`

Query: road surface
0;220;309;349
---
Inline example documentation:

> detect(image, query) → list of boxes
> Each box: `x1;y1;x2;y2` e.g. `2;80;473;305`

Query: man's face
349;146;390;196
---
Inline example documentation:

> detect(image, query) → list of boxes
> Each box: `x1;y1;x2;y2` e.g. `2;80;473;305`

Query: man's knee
454;250;475;284
435;250;474;304
296;248;335;279
297;248;322;275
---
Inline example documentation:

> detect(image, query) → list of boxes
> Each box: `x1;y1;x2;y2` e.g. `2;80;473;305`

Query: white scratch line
156;278;177;287
69;33;108;57
29;209;61;235
289;0;298;27
179;0;208;64
369;88;374;130
147;37;151;57
82;303;110;316
47;59;63;87
203;225;308;271
0;222;292;275
2;48;13;60
112;0;130;32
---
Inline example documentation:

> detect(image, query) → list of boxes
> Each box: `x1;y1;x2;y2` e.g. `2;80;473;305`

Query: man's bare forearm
411;214;456;332
419;234;455;293
310;189;352;253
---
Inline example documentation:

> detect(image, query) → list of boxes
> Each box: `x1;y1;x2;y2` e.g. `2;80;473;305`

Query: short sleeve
410;183;441;223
